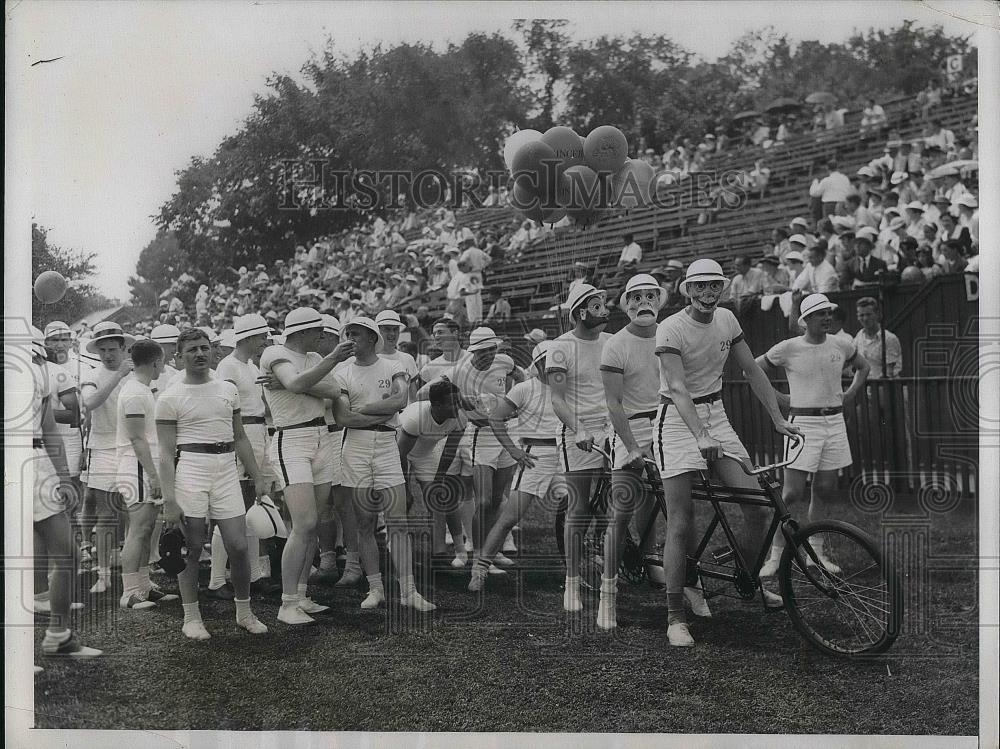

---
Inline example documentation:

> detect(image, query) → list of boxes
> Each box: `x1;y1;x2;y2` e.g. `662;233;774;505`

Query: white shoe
34;665;43;675
335;567;363;587
237;614;269;634
487;564;507;576
667;622;695;647
464;540;474;554
762;588;784;607
808;546;842;574
400;590;436;612
563;583;582;613
298;597;329;615
360;588;385;610
89;577;109;594
119;592;157;610
277;604;315;625
182;620;212;640
451;549;468;568
493;552;515;568
759;553;782;578
468;568;488;592
596;596;617;630
684;585;712;618
503;532;517;553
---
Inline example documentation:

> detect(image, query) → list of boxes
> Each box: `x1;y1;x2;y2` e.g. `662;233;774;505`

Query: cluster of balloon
505;124;653;227
34;270;68;304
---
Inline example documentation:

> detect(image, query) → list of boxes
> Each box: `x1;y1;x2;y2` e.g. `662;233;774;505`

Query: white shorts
174;452;245;520
321;426;344;486
557;420;610;472
340;428;405;490
240;422;278;486
116;454;162;507
33;448;66;523
428;433;473;479
62;430;83;478
609;413;656;471
85;447;119;493
269;424;333;489
468;422;516;471
510;439;560;498
653;400;751;479
785;413;852;473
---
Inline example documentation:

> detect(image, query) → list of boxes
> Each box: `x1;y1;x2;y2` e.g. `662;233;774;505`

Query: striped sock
473;557;490;573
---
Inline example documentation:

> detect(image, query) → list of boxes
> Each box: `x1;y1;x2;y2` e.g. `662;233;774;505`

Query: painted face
625;288;661;327
577;294;609;330
686;280;725;313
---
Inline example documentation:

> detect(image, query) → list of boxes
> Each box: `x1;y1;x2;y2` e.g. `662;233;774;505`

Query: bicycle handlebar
589;435;805;476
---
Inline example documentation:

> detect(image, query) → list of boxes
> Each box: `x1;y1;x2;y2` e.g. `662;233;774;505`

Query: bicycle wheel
779;520;901;658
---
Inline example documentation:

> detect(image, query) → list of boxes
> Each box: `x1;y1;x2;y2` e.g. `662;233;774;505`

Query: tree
513;19;570;130
128;231;186;307
32;223;116;328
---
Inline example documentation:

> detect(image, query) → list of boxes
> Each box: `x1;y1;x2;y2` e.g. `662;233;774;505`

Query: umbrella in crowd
764;97;801;113
805;91;837;105
926;160;979;179
732;110;761;122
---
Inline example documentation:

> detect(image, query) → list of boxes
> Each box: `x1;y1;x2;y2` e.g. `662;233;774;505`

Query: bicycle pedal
712;546;734;565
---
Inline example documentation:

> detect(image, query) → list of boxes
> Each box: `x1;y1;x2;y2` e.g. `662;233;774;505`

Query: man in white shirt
792;245;839;294
727;255;767;314
808;159;852;217
853;297;902;378
617;233;642;270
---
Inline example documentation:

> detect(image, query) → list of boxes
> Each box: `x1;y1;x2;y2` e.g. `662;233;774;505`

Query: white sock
600;576;617;596
34;591;49;603
297;583;308;599
280;593;300;607
400;574;416;596
44;628;71;643
565;575;580;589
138;566;152;590
234;597;252;621
209;527;228;589
122;571;141;596
182;602;202;624
97;567;111;581
366;573;384;594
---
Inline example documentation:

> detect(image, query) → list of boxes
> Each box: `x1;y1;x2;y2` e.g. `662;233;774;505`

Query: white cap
150;324;180;344
342;316;384;350
678;258;730;297
43;320;72;340
374;309;406;329
789;216;810;229
219;329;236;349
467;326;501;352
198;326;221;345
798;293;838;326
322;315;342;336
890;171;908;185
565;283;604;315
523;328;547;344
955;194;978;209
785;251;805;263
619;273;666;309
233;314;270;342
904;200;925;212
789;234;808;246
856;226;879;242
282;307;324;336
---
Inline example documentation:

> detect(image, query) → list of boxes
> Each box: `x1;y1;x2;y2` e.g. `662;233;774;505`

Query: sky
8;0;992;300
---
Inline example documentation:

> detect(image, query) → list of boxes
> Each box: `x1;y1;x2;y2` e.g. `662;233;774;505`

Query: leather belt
241;416;266;425
660;391;722;406
177;442;235;454
327;424;342;433
275;417;325;432
789;406;843;416
348;425;396;433
629;410;657;420
522;437;556;446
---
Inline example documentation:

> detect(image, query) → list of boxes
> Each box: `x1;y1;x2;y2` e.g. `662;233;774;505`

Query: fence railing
723;376;979;501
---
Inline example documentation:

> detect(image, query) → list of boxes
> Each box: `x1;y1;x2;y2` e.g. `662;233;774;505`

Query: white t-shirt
398;401;466;462
504;378;560;440
418;352;468;386
33;360;51;435
600;328;660;416
333;357;406;428
155;378;240;444
258;346;325;428
447;353;516;421
619;242;642;265
792;261;839;294
80;366;129;449
764;336;857;409
150;363;179;399
380;349;419;381
546;331;612;428
116;378;158;456
46;361;78;440
655;307;743;399
216;353;266;418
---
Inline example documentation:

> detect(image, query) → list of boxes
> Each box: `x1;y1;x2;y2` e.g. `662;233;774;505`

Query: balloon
900;266;926;284
34;270;67;304
583;125;629;173
612;159;656;210
511;140;559;201
503;129;543;171
511;181;565;225
540;126;585;175
562;164;607;225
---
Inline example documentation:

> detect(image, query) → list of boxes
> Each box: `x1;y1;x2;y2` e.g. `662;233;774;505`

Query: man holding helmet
654;259;800;646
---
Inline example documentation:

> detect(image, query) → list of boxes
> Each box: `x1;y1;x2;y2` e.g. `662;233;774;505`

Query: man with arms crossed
654;259;800;646
156;329;269;639
756;294;869;575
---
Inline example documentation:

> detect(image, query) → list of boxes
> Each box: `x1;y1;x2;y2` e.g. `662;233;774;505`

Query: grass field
33;492;978;735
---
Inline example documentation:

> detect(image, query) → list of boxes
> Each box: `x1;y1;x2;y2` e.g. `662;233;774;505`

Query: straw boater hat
798;293;838;327
467;326;501;352
282;307;325;337
85;321;135;354
233;314;270;343
342;317;384;351
619;273;666;309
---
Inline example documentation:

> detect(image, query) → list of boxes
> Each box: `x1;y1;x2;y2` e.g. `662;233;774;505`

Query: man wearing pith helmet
653;258;800;647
